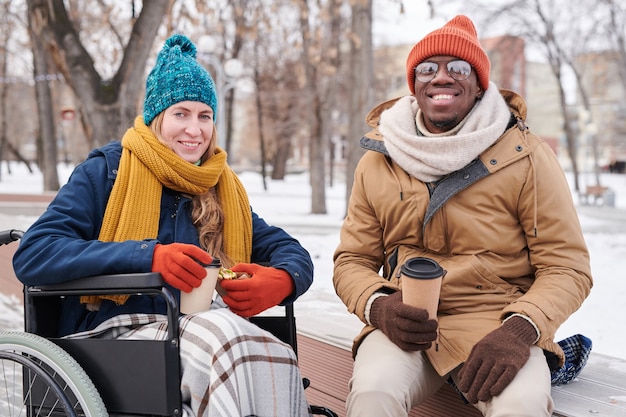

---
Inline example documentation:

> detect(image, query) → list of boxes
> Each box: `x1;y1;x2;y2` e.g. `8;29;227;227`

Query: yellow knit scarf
81;116;252;305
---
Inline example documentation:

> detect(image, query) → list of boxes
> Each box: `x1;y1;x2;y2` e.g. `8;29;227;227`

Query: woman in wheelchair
13;34;314;417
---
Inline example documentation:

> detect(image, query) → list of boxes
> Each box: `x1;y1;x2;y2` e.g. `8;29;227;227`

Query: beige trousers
346;330;554;417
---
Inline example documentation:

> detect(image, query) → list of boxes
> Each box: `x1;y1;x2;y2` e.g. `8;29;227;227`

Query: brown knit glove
457;315;538;403
369;291;438;351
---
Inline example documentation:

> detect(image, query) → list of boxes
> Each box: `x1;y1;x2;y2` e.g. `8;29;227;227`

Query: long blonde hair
149;113;231;266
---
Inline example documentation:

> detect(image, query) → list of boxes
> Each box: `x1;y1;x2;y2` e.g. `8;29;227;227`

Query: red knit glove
219;263;295;317
151;243;212;293
457;315;538;403
369;291;438;351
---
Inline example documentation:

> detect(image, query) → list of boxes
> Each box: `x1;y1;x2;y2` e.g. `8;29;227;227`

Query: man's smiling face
413;55;484;133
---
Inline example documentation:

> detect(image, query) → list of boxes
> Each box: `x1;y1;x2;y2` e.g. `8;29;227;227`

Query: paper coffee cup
400;257;445;319
179;258;221;314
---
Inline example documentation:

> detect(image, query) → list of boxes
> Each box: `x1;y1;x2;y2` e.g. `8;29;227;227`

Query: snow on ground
0;161;625;359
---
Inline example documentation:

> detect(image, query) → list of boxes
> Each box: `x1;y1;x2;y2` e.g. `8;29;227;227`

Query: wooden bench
579;185;611;206
551;353;626;416
297;333;626;417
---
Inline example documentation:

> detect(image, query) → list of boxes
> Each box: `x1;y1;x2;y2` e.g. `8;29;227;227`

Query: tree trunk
345;0;373;213
570;66;600;188
271;142;291;180
27;0;59;191
253;65;268;191
0;24;7;181
560;83;581;192
310;92;327;214
26;0;170;148
529;0;582;192
224;0;247;162
606;0;626;87
296;0;326;214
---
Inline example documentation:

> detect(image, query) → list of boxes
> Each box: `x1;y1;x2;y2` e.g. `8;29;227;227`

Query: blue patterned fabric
550;334;592;386
143;34;218;125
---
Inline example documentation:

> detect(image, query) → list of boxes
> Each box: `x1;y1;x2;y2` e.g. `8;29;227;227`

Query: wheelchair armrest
30;272;165;292
25;272;179;342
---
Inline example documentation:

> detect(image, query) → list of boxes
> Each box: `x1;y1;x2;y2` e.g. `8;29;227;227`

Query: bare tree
456;0;606;193
345;0;374;212
531;0;616;191
248;57;305;185
295;0;324;213
598;0;626;158
230;1;308;182
252;63;268;190
25;0;171;151
529;0;587;191
191;0;249;160
27;1;59;190
1;1;13;179
265;66;302;180
602;0;626;87
223;1;247;160
294;0;348;215
0;1;10;178
0;0;35;178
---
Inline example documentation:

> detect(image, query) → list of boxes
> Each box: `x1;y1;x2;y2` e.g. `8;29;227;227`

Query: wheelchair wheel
0;331;107;417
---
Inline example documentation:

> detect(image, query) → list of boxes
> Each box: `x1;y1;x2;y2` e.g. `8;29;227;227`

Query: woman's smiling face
160;101;214;163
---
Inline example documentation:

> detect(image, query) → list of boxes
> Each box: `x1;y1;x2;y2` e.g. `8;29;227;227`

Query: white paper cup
179;258;221;314
400;257;445;319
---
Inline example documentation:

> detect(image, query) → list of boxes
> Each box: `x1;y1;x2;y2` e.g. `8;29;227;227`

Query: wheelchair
0;229;337;417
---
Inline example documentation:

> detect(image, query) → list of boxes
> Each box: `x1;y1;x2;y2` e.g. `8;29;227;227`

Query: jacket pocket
438;254;523;314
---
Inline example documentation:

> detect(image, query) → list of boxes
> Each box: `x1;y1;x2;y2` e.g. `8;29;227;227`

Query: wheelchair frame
0;229;338;417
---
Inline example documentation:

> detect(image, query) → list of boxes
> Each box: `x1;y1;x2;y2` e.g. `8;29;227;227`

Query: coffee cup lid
401;257;444;279
198;258;221;268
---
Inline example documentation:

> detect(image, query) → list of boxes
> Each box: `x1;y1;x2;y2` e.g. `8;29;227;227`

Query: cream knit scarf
380;82;511;182
82;116;252;305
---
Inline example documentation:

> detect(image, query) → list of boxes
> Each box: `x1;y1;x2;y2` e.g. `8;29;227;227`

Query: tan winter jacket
333;90;592;376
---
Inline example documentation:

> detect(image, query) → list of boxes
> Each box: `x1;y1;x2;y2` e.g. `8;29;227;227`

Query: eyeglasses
414;60;472;83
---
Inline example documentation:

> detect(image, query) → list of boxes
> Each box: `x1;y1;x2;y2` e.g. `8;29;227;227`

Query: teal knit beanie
143;34;218;125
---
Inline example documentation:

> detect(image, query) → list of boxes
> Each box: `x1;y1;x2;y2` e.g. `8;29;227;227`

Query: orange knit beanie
405;15;490;94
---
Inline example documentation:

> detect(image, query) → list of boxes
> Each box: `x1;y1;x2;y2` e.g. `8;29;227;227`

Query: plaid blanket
65;304;311;417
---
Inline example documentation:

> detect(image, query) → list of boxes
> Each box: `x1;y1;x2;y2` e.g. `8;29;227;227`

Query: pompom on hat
143;34;218;125
405;15;490;94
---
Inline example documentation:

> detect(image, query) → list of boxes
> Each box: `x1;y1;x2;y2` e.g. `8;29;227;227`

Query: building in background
483;35;526;97
5;36;625;179
576;51;626;172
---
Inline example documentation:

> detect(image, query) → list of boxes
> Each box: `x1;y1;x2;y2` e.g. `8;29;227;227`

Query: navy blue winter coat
13;141;314;336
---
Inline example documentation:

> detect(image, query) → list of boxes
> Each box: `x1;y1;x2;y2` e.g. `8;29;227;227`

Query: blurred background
0;0;625;212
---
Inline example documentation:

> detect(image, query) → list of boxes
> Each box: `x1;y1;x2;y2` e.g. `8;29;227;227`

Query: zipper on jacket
171;194;181;218
384;155;405;201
